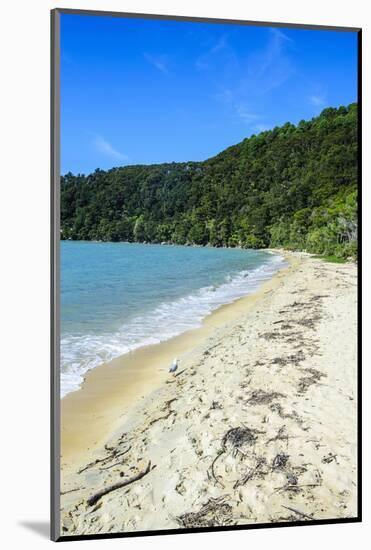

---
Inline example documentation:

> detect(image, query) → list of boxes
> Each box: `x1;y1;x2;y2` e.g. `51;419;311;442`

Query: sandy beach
60;252;358;535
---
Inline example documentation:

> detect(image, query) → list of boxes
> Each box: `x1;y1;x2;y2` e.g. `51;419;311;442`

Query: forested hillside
61;103;358;258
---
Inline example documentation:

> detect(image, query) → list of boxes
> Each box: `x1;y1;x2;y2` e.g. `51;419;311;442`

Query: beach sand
59;252;358;536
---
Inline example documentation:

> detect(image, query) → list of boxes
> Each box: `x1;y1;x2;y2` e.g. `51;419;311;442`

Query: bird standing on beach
169;357;179;373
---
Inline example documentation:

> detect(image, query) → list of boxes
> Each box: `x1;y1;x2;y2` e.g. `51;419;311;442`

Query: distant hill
61;103;358;259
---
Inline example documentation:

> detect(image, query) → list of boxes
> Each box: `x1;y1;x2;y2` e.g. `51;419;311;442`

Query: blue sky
61;14;358;175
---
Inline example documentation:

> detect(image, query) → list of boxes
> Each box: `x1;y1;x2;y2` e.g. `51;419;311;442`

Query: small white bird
169;357;179;373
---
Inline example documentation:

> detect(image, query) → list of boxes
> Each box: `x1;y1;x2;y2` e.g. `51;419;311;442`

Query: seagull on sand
169;357;179;373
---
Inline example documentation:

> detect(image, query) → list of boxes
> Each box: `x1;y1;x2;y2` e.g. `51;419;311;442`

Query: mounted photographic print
51;8;361;541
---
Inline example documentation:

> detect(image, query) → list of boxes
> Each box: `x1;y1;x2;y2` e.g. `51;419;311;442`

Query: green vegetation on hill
61;103;358;259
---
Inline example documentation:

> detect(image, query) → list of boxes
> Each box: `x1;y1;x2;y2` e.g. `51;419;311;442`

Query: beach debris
266;426;290;446
314;468;323;485
280;323;295;330
272;350;305;367
99;446;133;470
271;321;295;331
298;368;326;394
210;400;222;410
86;461;155;507
274;481;322;494
233;457;267;488
148;398;177;426
176;497;233;528
174;367;187;378
286;472;298;485
169;357;179;373
272;453;289;470
210;449;227;487
322;452;338;464
247;389;285;406
281;505;315;521
306;438;326;450
61;486;86;496
295;315;321;329
77;445;132;474
210;427;261;487
288;301;307;308
259;331;281;341
310;294;330;302
222;426;259;450
269;403;304;426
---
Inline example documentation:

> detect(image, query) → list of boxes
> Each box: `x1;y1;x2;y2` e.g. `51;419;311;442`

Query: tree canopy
61;103;358;259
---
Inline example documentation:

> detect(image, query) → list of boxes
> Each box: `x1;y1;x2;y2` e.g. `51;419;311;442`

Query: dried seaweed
272;350;305;367
222;427;259;449
322;452;338;464
247;389;285;406
310;295;329;302
272;453;289;470
260;332;281;341
269;403;304;426
209;427;262;487
298;368;326;393
295;315;321;329
266;426;290;446
176;497;233;528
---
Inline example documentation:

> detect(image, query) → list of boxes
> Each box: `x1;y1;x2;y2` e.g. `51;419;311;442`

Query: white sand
60;253;358;535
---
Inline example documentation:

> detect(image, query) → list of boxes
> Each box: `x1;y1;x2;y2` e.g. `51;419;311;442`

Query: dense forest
61;103;358;259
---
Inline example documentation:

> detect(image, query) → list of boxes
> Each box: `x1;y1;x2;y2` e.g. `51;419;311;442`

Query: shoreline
60;245;285;399
61;251;293;472
60;252;357;535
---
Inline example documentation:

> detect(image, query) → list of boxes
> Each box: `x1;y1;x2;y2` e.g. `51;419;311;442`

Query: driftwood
99;446;132;470
282;505;314;520
78;446;131;474
87;461;154;507
61;486;85;496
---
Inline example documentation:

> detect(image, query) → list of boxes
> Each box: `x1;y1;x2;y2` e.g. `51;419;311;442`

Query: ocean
60;241;285;397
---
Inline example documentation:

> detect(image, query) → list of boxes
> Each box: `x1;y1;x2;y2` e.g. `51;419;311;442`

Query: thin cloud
195;35;228;70
246;28;294;94
212;28;294;131
214;89;263;127
309;94;327;107
144;52;169;74
235;104;261;124
93;134;128;162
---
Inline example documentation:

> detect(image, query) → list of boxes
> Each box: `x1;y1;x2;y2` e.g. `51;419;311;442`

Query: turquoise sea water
61;241;285;396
